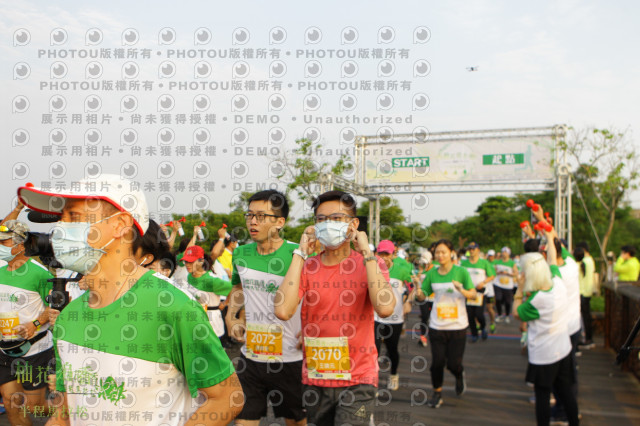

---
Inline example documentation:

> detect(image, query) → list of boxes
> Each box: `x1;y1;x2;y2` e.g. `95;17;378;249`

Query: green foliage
276;138;353;203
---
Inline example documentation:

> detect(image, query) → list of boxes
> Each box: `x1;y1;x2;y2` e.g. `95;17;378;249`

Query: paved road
3;310;640;425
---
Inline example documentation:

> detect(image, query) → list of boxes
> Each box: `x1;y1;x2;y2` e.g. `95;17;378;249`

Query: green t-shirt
231;241;303;363
422;265;474;330
460;258;495;288
54;270;234;424
188;271;232;297
492;259;516;289
376;258;412;324
0;258;54;357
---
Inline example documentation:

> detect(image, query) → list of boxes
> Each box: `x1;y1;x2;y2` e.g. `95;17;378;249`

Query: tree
560;127;640;260
272;138;353;203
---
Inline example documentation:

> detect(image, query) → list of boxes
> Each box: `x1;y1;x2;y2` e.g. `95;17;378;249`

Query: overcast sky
2;0;639;232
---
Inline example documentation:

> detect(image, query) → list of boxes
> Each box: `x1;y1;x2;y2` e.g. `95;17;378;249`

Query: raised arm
275;226;315;321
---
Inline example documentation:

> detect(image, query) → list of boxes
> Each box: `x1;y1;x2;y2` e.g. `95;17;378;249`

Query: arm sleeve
231;254;241;286
460;267;474;290
171;299;235;397
485;261;496;278
421;270;433;295
517;297;540;322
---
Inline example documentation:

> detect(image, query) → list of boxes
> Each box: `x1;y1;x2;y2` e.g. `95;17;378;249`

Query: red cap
222;223;227;228
520;221;529;229
199;221;206;227
532;204;540;212
182;245;205;262
526;199;534;208
377;240;395;254
178;217;186;222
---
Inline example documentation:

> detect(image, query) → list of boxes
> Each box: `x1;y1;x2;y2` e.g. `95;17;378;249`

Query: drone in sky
466;66;479;72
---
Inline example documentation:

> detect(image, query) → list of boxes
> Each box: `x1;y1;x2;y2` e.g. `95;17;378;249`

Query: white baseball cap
17;174;149;235
487;249;496;256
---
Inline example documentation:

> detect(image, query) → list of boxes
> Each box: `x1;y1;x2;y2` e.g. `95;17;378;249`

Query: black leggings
495;286;514;316
418;301;433;336
374;322;403;375
466;298;486;337
532;354;579;426
581;296;592;341
428;327;466;389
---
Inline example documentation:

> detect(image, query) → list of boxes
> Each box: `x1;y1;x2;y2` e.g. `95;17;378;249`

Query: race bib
436;303;458;320
246;323;283;361
467;293;484;306
427;293;435;302
499;277;510;285
304;336;351;380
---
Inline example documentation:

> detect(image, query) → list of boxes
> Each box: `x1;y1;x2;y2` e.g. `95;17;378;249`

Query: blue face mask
51;213;120;274
314;220;352;249
0;244;19;262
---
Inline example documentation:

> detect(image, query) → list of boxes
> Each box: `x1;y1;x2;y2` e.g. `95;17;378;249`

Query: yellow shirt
614;256;640;282
218;248;233;273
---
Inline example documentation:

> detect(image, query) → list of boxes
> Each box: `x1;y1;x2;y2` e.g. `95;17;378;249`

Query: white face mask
0;244;19;262
51;212;120;274
314;220;351;249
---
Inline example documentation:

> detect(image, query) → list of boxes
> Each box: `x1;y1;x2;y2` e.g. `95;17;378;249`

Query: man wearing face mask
275;190;395;426
18;175;243;425
0;220;55;425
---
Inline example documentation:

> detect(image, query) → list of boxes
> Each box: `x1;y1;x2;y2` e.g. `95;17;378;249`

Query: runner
0;220;54;425
183;245;233;338
18;175;242;425
513;227;579;426
461;242;495;342
225;189;307;426
374;240;412;391
493;247;518;324
575;242;595;348
275;190;395;425
413;251;434;347
415;239;477;408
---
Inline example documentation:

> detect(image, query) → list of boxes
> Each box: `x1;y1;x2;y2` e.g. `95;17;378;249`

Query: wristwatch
293;248;308;260
32;319;41;332
363;255;377;265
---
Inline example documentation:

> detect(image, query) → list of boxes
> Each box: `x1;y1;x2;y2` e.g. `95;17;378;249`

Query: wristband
293;248;308;261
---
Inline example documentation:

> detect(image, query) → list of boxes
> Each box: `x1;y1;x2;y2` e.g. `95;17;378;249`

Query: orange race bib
436;304;458;320
305;337;351;381
246;323;283;361
0;312;19;340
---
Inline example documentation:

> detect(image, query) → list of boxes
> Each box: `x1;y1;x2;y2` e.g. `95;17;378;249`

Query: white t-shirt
517;266;572;365
559;250;582;335
232;241;303;363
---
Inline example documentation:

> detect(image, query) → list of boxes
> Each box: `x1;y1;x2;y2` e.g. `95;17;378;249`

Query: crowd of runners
0;174;630;425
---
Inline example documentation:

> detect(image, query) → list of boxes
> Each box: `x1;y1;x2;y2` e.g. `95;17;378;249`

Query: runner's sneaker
419;335;428;347
490;323;496;334
455;372;466;396
427;391;443;408
578;340;595;349
387;374;399;391
496;315;504;323
470;335;479;343
550;416;569;425
529;395;555;406
481;329;488;341
505;316;511;324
